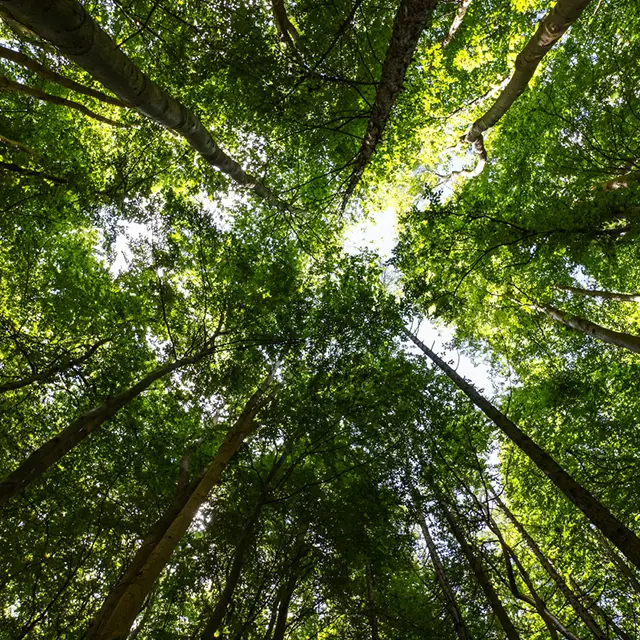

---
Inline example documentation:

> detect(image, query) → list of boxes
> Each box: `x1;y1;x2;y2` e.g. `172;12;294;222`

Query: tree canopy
1;0;639;638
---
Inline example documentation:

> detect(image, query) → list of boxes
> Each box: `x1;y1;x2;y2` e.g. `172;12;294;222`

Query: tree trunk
342;0;437;208
0;0;282;205
404;328;640;570
86;371;277;640
555;285;640;303
0;75;126;126
495;494;608;638
365;558;381;640
0;342;218;505
200;449;288;639
0;338;109;393
436;496;521;640
442;0;472;49
534;302;640;353
0;43;127;106
464;0;592;174
412;490;471;640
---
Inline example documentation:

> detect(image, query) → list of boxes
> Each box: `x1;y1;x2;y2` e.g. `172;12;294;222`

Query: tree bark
0;44;127;106
463;0;592;174
555;285;640;303
0;75;126;126
86;371;277;640
342;0;437;208
365;558;381;640
0;0;282;205
0;160;65;184
0;338;109;393
411;489;471;640
404;327;640;570
534;302;640;353
495;494;608;638
436;496;521;640
442;0;472;49
0;342;218;505
271;0;301;50
200;449;288;639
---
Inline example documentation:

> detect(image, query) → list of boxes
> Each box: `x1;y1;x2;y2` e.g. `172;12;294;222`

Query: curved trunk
535;302;640;353
0;0;281;204
0;344;217;505
342;0;437;208
464;0;592;173
86;373;276;640
404;328;640;570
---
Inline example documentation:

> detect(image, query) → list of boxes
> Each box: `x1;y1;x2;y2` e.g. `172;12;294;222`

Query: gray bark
556;285;640;303
535;302;640;353
0;0;283;204
442;0;472;49
464;0;592;174
405;327;640;570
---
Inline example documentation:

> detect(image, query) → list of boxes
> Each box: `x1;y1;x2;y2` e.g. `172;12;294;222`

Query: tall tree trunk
0;342;218;505
0;43;127;106
463;0;592;174
0;0;282;205
412;490;471;640
441;0;472;49
404;328;640;570
365;558;381;640
0;338;109;393
533;302;640;353
342;0;437;208
0;75;126;126
200;449;289;639
86;371;277;640
495;494;608;638
436;495;521;640
555;285;640;303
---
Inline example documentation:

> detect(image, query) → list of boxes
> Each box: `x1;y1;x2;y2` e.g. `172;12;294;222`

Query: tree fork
404;327;640;569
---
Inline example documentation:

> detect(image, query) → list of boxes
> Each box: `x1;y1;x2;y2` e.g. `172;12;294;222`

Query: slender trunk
271;576;297;640
436;496;521;640
464;0;592;174
0;343;217;505
412;490;471;640
271;0;301;50
568;576;632;640
86;372;277;640
404;327;640;570
555;285;640;303
366;558;380;640
0;44;127;106
0;0;282;204
0;76;126;126
342;0;437;208
502;545;582;640
200;450;288;639
534;302;640;353
495;494;608;638
0;338;109;393
442;0;472;49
